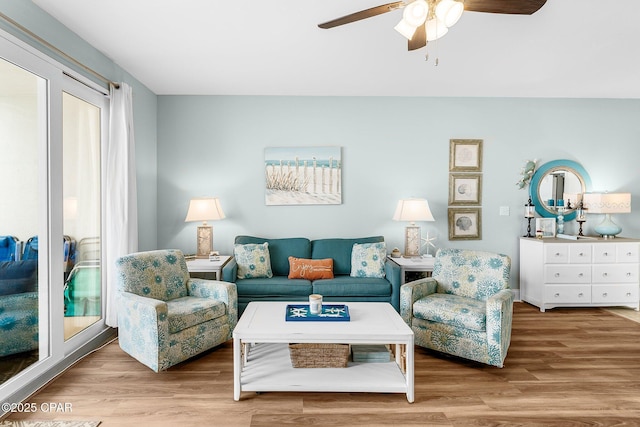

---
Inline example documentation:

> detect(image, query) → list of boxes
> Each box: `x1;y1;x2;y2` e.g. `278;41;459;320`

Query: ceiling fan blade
318;1;405;29
408;24;426;51
464;0;547;15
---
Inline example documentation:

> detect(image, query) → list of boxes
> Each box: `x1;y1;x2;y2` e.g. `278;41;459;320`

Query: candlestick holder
576;200;586;236
523;196;535;238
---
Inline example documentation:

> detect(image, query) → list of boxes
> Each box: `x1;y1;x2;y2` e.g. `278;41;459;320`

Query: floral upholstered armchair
400;248;513;368
115;249;237;372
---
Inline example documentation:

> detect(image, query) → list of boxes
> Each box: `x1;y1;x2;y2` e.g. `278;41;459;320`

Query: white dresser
519;237;640;312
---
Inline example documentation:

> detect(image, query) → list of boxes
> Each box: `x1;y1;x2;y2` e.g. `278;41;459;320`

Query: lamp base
196;225;213;258
594;214;622;239
404;225;421;257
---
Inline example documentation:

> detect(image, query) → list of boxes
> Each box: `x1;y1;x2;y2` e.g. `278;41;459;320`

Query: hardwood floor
4;302;640;426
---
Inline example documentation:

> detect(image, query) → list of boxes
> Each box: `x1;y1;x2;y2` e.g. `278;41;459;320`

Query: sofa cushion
166;296;227;334
235;236;311;276
413;293;487;332
288;257;334;280
311;236;384;275
0;260;38;296
234;242;273;279
312;275;391;297
350;242;387;278
235;276;312;297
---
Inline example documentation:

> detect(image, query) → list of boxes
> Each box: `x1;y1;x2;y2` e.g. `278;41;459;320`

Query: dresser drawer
569;244;592;264
616;243;640;263
544;265;591;283
592;264;639;283
545;285;591;303
593;244;618;263
592;284;639;303
544;244;569;263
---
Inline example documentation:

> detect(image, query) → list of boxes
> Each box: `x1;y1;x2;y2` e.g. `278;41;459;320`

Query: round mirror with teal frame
529;159;592;221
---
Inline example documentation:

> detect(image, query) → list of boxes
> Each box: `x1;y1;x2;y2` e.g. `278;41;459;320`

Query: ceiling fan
318;0;547;51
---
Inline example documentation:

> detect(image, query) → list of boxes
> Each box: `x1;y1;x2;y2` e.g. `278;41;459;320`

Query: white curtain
105;82;138;328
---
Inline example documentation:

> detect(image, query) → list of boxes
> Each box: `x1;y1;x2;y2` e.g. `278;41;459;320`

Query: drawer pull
602;273;608;277
627;292;632;297
578;293;584;298
627;272;632;277
602;292;608;297
554;273;560;278
578;273;584;277
579;252;585;257
555;252;561;257
627;252;633;256
554;293;560;298
603;252;609;256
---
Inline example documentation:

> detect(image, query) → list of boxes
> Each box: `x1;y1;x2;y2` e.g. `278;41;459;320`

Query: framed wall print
449;173;482;205
449;139;483;172
265;146;342;205
535;218;556;238
448;208;482;240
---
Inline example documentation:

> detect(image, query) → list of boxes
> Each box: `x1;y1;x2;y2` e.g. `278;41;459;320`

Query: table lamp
185;197;225;258
582;192;631;238
393;198;435;257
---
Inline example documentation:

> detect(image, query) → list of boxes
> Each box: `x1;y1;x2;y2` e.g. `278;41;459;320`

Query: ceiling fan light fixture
435;0;464;27
403;0;429;27
394;19;418;40
425;17;448;41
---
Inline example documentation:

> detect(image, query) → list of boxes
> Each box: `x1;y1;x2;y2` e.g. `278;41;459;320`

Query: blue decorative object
285;304;350;322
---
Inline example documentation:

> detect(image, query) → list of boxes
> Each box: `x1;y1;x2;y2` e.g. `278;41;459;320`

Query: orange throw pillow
288;257;334;280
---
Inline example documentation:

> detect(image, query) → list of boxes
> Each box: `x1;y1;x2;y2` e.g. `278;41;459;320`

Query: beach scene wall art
265;146;342;205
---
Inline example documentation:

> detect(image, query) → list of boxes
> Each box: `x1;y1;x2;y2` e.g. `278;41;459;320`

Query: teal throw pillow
350;242;386;278
234;242;273;279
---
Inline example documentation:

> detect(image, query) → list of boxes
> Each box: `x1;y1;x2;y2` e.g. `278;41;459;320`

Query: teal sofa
222;236;401;314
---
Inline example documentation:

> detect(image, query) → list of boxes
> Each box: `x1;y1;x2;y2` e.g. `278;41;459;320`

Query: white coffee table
233;301;414;402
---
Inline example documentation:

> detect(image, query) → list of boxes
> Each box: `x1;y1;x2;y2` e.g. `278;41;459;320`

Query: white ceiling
32;0;640;98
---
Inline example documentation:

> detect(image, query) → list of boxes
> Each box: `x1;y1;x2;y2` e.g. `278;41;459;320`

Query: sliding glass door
62;88;105;341
0;31;108;401
0;55;46;386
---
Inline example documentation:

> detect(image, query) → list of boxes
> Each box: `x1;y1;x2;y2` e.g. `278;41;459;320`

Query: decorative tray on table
285;304;350;322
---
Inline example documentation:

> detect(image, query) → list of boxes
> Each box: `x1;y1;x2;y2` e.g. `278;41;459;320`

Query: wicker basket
288;343;350;368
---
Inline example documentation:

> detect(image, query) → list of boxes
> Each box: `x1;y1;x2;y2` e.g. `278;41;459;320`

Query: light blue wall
0;0;158;251
158;96;640;290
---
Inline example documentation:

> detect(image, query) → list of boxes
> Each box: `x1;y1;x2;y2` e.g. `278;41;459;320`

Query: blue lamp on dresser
582;192;631;238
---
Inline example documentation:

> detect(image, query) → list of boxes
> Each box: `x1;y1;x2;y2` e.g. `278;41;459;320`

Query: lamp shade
582;193;631;214
185;197;226;222
393;198;435;222
426;18;448;41
435;0;464;27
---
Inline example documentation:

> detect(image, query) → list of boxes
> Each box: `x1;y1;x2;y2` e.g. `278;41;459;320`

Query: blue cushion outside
0;260;38;296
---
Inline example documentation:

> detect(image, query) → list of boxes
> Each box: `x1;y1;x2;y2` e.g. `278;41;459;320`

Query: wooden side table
388;255;435;285
186;255;232;281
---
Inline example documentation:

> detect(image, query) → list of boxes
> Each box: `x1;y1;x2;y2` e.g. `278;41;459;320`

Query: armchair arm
485;289;515;368
117;292;169;372
187;278;238;331
399;277;438;327
384;258;402;312
221;258;237;283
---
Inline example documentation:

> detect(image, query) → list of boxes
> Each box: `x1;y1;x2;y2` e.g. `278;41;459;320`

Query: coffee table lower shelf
238;343;410;399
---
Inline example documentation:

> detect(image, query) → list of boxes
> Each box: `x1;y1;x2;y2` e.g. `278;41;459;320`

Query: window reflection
0;58;41;384
62;92;102;340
